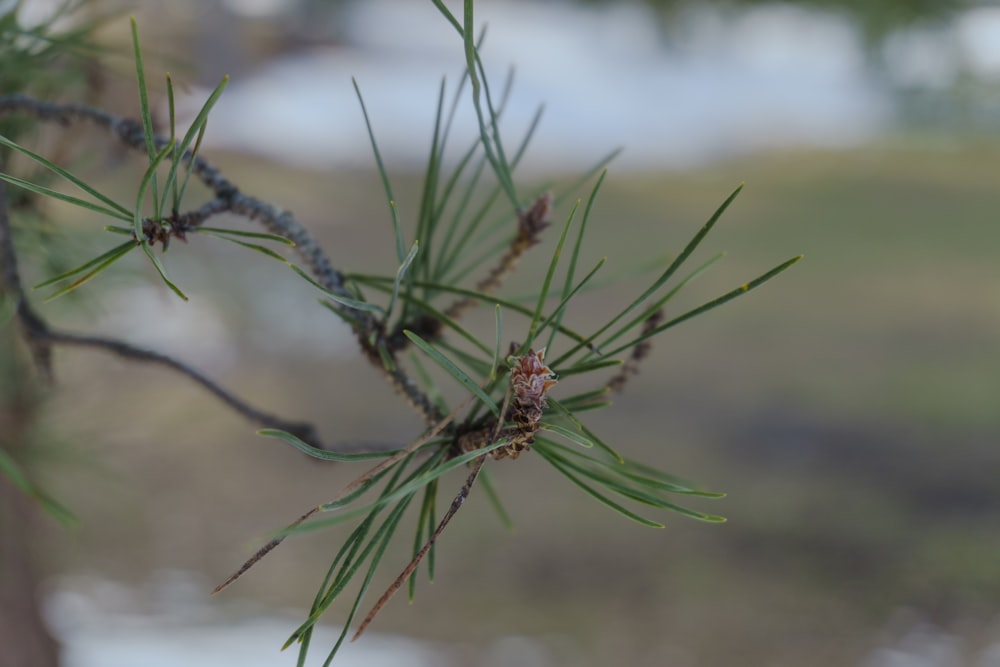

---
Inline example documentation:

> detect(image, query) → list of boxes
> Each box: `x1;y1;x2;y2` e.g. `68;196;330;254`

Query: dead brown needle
212;393;477;596
352;452;488;642
352;385;515;641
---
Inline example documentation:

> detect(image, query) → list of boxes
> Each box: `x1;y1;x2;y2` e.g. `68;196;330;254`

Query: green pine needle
0;134;132;219
0;448;78;527
352;77;405;263
257;430;402;462
130;16;160;217
602;254;804;358
404;330;498;417
38;241;137;301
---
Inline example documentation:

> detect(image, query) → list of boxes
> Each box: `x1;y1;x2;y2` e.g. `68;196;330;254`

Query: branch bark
0;176;59;666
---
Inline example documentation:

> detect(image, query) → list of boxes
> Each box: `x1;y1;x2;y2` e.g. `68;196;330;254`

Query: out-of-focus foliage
0;2;114;109
581;0;971;43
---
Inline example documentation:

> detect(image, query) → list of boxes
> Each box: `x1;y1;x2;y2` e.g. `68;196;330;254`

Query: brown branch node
606;308;664;395
442;192;553;321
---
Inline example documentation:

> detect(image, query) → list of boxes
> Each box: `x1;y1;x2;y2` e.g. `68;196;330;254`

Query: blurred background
4;0;1000;666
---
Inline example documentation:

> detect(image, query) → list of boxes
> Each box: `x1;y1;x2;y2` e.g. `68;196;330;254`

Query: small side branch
0;170;324;447
605;308;664;395
40;329;322;444
0;94;355;308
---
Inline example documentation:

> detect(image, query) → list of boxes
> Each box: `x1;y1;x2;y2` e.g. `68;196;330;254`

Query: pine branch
0;93;442;425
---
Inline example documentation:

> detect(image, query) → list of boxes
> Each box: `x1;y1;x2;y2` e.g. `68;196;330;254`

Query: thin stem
41;330;323;444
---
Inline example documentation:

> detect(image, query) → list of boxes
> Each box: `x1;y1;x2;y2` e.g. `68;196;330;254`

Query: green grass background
29;141;1000;666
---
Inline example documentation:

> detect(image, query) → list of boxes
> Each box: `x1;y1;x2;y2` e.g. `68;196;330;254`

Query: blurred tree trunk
0;330;60;667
